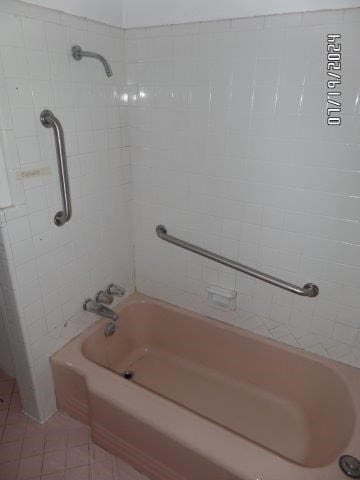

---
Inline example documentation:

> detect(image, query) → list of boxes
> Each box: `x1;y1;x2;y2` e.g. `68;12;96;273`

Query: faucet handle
83;298;98;311
106;283;125;297
95;290;113;305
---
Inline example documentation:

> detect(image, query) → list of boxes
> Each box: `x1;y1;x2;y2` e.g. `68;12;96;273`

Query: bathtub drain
121;370;134;380
340;455;360;478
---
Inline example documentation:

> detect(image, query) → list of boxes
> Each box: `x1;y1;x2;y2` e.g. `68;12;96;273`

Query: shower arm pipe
71;45;113;77
40;110;72;227
156;225;319;298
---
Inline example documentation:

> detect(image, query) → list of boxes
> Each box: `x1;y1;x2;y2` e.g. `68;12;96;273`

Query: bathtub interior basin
81;298;356;468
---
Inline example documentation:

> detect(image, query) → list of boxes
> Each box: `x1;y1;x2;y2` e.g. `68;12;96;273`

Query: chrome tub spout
83;299;118;321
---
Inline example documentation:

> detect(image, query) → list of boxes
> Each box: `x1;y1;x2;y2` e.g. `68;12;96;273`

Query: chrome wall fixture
156;225;319;297
83;299;119;321
106;283;125;297
95;290;113;305
71;45;113;77
83;284;125;322
95;284;125;304
40;110;72;227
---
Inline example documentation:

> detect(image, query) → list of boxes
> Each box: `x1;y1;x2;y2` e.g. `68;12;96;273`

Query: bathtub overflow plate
340;455;360;478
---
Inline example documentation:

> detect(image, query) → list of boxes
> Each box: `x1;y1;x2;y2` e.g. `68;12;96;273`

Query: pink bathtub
51;293;360;480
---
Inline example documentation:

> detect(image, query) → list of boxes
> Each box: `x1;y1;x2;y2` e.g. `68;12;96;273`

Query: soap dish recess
207;285;237;311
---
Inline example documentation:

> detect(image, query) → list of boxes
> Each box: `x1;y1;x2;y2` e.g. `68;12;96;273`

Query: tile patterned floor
0;371;149;480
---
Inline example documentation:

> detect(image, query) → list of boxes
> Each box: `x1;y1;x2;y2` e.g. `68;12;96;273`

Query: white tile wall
0;1;134;421
2;0;360;423
128;9;360;370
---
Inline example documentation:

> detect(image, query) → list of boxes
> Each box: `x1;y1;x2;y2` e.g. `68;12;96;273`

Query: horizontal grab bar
156;225;319;298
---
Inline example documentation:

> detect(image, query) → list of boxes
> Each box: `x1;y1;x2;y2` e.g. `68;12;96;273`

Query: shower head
71;45;113;77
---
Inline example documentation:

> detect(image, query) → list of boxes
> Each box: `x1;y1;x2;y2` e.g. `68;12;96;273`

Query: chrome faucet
95;290;113;305
83;299;118;321
106;283;125;297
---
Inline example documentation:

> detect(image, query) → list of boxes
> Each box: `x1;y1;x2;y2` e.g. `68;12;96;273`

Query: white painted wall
21;0;360;28
122;0;360;27
22;0;123;27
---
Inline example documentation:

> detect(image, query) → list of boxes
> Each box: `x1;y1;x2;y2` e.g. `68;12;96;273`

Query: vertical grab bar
40;109;72;226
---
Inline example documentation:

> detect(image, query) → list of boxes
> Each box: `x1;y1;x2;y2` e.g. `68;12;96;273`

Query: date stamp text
327;34;342;125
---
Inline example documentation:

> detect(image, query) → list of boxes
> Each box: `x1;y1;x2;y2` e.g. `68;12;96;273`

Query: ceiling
23;0;360;28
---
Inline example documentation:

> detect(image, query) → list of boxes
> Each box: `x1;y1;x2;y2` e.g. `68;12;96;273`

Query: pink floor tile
42;471;66;480
45;430;67;452
47;414;79;432
66;445;91;469
17;455;43;480
0;394;13;411
10;393;22;411
22;433;45;457
0;380;15;395
66;465;90;480
117;472;142;480
42;449;67;475
90;444;114;464
41;470;66;480
67;428;89;447
6;410;26;425
0;440;22;463
25;421;47;437
2;421;28;442
89;461;115;480
116;460;139;476
0;410;7;425
0;460;18;480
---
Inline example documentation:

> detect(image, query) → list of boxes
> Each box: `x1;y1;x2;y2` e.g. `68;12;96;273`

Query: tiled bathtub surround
0;1;133;421
128;9;360;368
2;0;360;425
